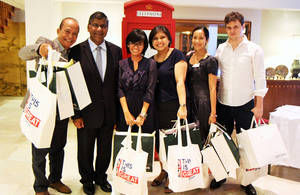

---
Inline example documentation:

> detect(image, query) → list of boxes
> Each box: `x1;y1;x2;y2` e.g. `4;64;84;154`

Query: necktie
96;46;103;79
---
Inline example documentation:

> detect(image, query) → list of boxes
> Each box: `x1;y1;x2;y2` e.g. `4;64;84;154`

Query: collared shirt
88;38;107;79
55;38;69;61
215;36;268;107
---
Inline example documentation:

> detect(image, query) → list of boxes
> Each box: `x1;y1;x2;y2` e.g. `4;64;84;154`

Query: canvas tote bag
20;52;57;149
167;118;204;192
112;126;148;195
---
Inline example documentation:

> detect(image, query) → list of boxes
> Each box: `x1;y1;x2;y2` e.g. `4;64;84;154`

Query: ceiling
1;0;24;10
3;0;300;11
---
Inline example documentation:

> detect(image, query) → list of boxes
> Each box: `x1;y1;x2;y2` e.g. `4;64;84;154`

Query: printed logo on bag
275;153;287;159
115;158;139;184
24;94;41;128
177;159;200;178
245;168;260;172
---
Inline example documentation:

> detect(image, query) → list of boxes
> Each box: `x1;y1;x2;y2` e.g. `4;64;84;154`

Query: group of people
18;10;267;195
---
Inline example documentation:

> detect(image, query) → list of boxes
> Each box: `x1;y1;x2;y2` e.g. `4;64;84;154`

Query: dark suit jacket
70;39;122;128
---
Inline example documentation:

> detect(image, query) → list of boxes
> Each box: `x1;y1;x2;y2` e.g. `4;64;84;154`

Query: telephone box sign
122;0;175;58
137;11;162;17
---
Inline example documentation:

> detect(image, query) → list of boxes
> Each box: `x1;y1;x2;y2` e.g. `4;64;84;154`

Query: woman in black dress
149;25;188;194
117;29;158;133
186;26;218;142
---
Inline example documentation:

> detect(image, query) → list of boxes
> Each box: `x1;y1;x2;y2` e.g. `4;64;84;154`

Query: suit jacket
70;39;122;128
18;37;62;66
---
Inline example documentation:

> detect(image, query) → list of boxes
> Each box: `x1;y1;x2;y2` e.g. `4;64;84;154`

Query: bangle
180;104;186;107
210;114;217;117
139;113;147;119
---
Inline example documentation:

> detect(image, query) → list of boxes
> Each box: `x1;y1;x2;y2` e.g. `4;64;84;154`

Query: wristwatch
139;113;147;119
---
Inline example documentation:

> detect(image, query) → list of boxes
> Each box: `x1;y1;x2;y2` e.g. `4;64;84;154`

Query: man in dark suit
70;11;122;195
18;17;80;195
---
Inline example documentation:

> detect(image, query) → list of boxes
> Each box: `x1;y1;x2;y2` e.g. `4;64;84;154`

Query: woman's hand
124;111;135;126
208;115;217;124
135;116;146;126
177;105;187;119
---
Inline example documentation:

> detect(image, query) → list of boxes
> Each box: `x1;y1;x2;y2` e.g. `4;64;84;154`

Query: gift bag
201;123;239;181
236;166;268;186
113;126;148;195
210;127;239;171
112;129;155;172
237;117;288;168
201;146;228;182
63;61;91;110
20;55;57;149
168;118;204;192
55;70;74;120
202;163;214;188
159;122;200;171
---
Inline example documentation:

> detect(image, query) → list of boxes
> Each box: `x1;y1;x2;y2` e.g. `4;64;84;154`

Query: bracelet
210;114;217;117
180;104;186;107
139;113;147;119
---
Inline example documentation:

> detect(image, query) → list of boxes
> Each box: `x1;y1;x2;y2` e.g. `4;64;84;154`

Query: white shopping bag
20;55;56;149
111;130;155;172
236;166;268;186
201;146;228;182
112;126;148;195
202;163;214;189
201;123;239;181
56;68;74;120
168;118;204;192
211;132;239;172
66;62;91;110
159;122;198;172
237;117;288;168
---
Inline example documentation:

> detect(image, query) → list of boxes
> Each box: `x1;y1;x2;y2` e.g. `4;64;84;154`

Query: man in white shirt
211;12;268;195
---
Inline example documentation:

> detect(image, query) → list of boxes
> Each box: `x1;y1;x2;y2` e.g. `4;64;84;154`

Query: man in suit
70;11;122;195
18;17;80;195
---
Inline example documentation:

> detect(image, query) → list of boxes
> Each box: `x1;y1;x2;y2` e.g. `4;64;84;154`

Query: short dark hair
149;25;172;50
88;11;109;26
224;11;244;26
59;17;79;30
192;26;209;39
126;29;148;55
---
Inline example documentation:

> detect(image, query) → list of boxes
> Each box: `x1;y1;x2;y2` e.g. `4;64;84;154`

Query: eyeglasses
90;23;107;29
129;42;144;47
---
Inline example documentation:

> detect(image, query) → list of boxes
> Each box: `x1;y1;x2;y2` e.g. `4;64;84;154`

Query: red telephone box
122;0;175;58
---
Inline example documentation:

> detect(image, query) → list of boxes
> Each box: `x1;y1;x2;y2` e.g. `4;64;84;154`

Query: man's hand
73;118;84;129
39;43;53;57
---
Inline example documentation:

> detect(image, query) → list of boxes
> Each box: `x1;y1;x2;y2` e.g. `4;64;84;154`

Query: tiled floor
1;96;300;195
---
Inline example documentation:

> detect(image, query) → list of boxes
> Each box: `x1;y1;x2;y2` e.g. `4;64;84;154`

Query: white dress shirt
215;36;268;107
88;38;107;79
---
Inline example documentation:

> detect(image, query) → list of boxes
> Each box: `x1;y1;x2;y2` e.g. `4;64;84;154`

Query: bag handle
136;126;143;152
47;49;54;89
250;116;266;129
176;118;192;147
125;125;132;149
203;123;232;148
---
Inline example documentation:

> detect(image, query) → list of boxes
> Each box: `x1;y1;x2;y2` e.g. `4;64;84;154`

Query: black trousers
77;123;114;184
32;117;69;193
216;99;255;135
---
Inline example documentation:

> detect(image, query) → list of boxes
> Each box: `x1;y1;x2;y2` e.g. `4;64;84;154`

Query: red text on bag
24;106;41;128
178;159;200;178
115;159;139;184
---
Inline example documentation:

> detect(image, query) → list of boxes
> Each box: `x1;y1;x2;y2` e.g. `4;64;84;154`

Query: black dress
152;48;187;130
117;57;158;133
186;54;218;141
